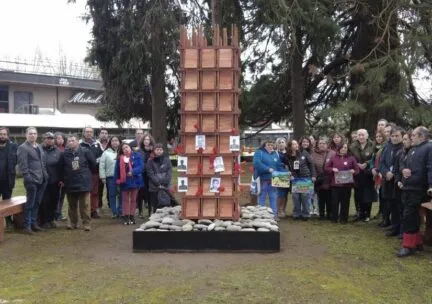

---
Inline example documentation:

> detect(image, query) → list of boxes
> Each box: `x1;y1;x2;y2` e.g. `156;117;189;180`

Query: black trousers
331;187;351;223
149;191;159;215
390;198;401;231
355;187;372;219
136;187;150;215
318;189;332;219
39;183;60;225
354;188;360;214
401;190;424;234
381;198;392;225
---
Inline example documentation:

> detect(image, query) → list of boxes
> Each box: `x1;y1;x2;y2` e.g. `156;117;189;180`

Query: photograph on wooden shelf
210;177;221;193
178;177;188;192
214;156;225;173
229;136;240;151
177;156;188;172
195;135;206;150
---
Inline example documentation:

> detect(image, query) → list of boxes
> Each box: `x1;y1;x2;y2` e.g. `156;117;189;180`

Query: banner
335;170;354;185
291;177;314;194
271;171;291;188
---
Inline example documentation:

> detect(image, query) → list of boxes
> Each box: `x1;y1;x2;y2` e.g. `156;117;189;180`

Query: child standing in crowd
284;139;316;220
326;143;359;224
115;143;144;225
146;143;172;214
253;140;285;219
275;137;289;217
100;136;121;219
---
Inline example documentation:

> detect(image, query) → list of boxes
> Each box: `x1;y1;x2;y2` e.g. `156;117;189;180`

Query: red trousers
122;189;138;216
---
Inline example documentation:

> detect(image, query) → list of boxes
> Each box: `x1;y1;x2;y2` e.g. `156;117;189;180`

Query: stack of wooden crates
178;25;241;220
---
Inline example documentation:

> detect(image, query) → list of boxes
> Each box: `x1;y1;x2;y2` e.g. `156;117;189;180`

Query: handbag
250;175;261;196
157;188;172;208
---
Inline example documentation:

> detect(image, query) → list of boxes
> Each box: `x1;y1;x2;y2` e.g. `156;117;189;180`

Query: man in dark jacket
79;127;103;218
380;127;404;237
17;127;48;234
0;127;18;228
39;132;63;228
62;134;97;231
397;126;432;257
146;143;172;214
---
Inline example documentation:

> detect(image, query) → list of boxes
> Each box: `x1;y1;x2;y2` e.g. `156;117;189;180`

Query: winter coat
146;154;172;192
350;140;376;202
284;150;316;179
325;153;359;187
99;148;118;179
42;145;62;184
400;141;432;192
380;143;403;199
114;152;144;190
60;146;97;193
311;149;336;190
253;147;285;181
137;147;153;189
79;139;103;170
0;141;17;189
17;141;48;185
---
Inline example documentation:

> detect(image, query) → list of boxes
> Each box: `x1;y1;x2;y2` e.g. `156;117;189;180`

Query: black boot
123;216;129;225
130;216;136;225
31;224;46;232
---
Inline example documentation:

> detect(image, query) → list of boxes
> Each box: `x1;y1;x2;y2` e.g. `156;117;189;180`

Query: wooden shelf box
201;49;216;68
182;199;200;218
201;199;218;218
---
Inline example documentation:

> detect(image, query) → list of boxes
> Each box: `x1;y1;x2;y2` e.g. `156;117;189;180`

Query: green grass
3;166;432;303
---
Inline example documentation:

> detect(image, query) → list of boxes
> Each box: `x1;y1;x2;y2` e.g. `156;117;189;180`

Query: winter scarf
117;153;133;185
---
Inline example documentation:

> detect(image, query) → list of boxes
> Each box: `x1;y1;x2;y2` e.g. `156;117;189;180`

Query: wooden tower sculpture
177;25;241;220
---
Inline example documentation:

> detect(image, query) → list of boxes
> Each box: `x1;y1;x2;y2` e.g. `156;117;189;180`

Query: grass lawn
2;167;432;303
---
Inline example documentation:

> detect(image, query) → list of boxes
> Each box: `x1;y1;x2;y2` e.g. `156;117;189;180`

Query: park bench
420;201;432;245
0;196;26;242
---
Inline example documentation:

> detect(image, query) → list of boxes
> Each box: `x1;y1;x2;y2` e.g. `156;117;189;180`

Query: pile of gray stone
136;205;279;232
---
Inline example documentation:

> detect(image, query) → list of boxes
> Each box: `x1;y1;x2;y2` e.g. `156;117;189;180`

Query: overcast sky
0;0;91;63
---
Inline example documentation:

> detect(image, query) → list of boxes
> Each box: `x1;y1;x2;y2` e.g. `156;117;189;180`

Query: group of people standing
253;120;432;257
0;126;173;234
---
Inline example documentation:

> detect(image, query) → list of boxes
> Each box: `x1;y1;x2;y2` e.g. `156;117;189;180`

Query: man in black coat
79;127;103;218
397;126;432;257
0;127;18;228
39;132;63;228
61;134;97;231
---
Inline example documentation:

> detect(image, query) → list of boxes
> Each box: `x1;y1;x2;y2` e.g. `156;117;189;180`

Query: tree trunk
212;0;221;26
290;28;305;139
151;23;168;148
349;0;400;133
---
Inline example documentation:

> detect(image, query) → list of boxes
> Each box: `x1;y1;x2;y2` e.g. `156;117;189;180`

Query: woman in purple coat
325;143;359;224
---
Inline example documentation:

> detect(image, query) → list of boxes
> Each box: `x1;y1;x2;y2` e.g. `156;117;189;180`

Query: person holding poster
253;140;285;219
283;140;316;220
325;143;359;224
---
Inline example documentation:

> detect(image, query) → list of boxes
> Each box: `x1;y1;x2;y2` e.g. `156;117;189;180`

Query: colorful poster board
271;171;291;188
291;178;314;194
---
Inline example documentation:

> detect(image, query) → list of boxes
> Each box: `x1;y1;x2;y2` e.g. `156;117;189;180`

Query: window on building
0;85;9;113
14;91;33;113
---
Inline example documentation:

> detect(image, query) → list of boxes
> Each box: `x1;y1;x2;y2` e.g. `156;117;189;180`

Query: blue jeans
258;180;278;217
107;177;121;216
292;192;310;218
24;182;46;228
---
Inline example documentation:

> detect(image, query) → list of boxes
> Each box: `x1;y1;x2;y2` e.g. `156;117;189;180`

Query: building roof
0;112;150;130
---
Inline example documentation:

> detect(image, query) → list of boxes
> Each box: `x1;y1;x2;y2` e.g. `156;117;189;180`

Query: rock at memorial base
257;228;270;232
269;225;279;232
214;221;225;227
155;208;165;214
198;219;213;225
169;225;182;231
241;213;253;219
159;224;172;230
246;206;256;211
145;228;158;231
136;228;145;231
232;222;242;226
172;220;184;226
241;228;256;232
214;227;226;231
221;221;232;227
157;229;169;231
194;224;208;230
162;218;174;225
207;223;216;231
143;221;161;229
226;225;242;231
182;224;193;231
252;221;271;229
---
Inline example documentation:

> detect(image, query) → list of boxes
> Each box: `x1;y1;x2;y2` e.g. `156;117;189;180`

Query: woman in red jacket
325;143;359;223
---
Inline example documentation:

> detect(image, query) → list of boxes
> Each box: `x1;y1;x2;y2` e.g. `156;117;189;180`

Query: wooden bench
0;196;26;242
420;201;432;245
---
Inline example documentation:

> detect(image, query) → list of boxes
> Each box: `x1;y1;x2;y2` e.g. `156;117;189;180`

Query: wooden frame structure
178;25;241;220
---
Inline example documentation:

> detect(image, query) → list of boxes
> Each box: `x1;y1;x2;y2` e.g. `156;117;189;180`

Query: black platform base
133;231;280;252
